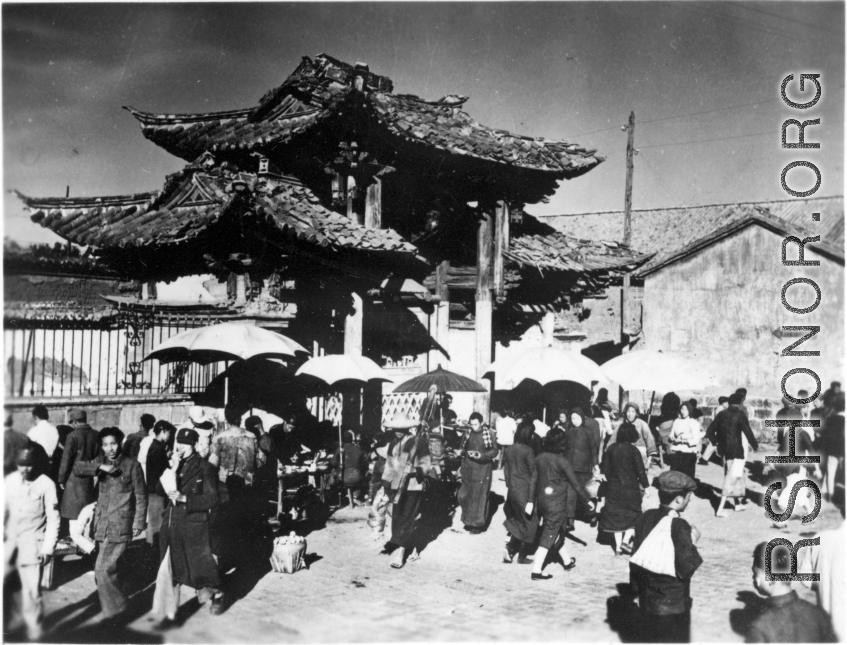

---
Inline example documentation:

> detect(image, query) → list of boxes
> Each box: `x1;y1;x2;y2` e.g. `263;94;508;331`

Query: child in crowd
747;542;836;642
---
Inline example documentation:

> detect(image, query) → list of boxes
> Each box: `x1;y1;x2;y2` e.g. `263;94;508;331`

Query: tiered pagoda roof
124;54;603;179
17;156;418;257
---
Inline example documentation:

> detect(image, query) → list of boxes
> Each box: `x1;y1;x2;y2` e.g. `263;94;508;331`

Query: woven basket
270;541;307;574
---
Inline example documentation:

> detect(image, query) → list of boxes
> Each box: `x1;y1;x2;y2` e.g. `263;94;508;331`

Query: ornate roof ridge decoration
16;158;420;257
124;53;604;177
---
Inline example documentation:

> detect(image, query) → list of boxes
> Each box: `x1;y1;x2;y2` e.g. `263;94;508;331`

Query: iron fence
4;309;228;399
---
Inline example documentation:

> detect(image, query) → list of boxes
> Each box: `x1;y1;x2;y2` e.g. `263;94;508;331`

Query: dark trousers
390;490;422;550
94;541;129;618
670;453;697;480
640;610;690;643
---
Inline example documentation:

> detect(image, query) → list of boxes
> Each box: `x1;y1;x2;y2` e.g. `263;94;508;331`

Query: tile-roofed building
17;159;419;259
124;53;603;195
541;196;844;275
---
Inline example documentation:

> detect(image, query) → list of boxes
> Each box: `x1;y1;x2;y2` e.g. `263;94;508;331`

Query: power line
639;151;684;205
640;130;772;150
734;4;843;38
670;3;807;43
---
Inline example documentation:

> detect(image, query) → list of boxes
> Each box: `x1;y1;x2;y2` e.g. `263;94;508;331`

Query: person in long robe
600;422;649;555
565;407;600;526
457;412;499;533
380;416;434;569
151;428;224;628
531;428;595;580
502;421;539;563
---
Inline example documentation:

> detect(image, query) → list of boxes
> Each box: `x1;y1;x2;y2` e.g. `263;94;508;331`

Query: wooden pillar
343;291;363;430
494;201;509;298
346;175;358;223
542;310;555;347
434;260;450;369
475;210;493;419
364;179;382;229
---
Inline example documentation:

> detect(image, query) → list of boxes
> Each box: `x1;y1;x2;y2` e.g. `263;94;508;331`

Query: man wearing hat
151;427;225;628
629;470;702;643
707;392;758;518
179;406;215;459
57;409;100;554
4;447;60;641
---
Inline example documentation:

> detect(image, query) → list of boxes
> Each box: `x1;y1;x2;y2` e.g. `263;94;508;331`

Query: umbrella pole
224;376;229;406
646;390;662;468
339;421;345;508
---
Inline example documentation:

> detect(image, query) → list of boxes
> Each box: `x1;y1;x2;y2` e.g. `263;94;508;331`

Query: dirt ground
24;453;842;643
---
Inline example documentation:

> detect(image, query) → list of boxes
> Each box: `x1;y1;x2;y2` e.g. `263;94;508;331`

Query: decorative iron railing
4;309;228;399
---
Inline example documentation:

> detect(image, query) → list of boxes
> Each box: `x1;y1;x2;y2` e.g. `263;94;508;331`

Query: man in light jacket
4;447;60;641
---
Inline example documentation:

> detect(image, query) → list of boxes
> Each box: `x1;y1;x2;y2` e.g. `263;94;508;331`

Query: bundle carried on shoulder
270;532;308;573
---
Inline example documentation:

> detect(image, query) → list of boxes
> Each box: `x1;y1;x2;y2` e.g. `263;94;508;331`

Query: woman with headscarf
502;421;539;564
380;417;434;569
609;403;658;468
668;402;701;480
600;422;650;555
531;428;596;580
565;408;600;526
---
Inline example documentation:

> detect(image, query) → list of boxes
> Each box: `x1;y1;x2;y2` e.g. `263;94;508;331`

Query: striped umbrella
392;366;488;393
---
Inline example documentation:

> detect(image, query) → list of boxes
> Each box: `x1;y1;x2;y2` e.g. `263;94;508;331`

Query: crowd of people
3;379;844;642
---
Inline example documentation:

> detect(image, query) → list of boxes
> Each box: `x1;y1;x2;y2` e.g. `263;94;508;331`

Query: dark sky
4;2;844;244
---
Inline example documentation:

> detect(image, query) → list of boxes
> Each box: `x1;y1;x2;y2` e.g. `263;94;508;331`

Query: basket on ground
270;533;307;574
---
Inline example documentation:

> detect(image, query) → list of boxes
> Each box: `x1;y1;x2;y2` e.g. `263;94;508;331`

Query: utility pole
621;111;635;346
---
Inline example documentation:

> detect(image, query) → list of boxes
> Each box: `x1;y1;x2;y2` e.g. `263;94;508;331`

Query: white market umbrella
484;347;605;390
600;350;720;393
144;322;309;365
295;355;392;387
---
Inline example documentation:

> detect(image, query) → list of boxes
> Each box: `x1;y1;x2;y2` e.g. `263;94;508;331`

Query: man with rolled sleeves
4;447;60;641
629;470;703;643
57;409;100;554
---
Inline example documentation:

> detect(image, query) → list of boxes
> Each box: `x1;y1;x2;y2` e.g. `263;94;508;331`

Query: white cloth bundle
630;515;677;577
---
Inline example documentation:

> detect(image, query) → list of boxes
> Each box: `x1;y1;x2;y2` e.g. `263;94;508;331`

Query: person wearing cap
4;447;60;641
380;415;435;568
629;470;702;643
608;403;658;468
179;407;214;459
707;392;758;518
57;409;100;553
74;426;147;623
151;427;224;628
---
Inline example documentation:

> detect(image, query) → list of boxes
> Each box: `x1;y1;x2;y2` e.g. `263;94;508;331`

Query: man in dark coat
58;409;100;553
707;393;759;517
74;427;146;624
748;541;837;642
145;420;174;547
630;471;702;643
4;413;30;477
152;428;224;629
564;407;600;526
